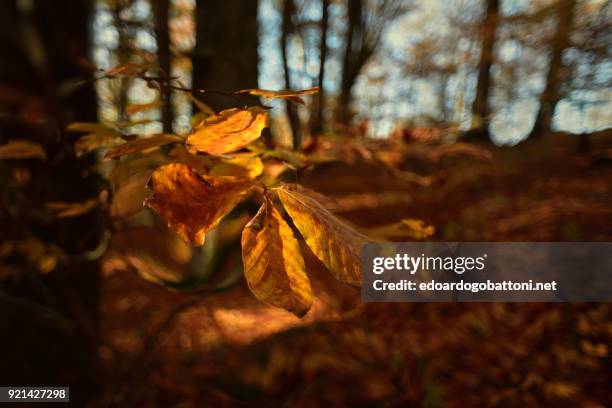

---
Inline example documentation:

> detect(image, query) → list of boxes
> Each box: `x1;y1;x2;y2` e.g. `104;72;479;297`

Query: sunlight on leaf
145;163;253;246
277;184;368;287
186;107;268;155
242;200;313;317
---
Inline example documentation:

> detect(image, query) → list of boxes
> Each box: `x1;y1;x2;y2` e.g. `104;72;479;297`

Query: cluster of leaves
60;76;373;317
142;108;369;317
0;64;436;316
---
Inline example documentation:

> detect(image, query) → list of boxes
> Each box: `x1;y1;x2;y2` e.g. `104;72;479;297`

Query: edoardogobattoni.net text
372;279;558;293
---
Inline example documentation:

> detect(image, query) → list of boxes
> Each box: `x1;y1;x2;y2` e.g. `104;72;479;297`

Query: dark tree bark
153;0;174;133
529;0;577;138
0;0;102;404
467;0;499;141
281;0;302;149
309;0;329;138
193;0;259;111
337;0;367;125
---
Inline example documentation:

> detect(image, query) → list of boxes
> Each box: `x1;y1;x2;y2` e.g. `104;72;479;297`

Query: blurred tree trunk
529;0;577;139
152;0;174;133
193;0;259;111
309;0;329;138
0;0;103;404
281;0;302;149
337;0;367;125
467;0;499;141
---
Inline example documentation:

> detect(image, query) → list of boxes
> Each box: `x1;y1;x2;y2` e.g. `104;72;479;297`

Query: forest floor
98;132;612;407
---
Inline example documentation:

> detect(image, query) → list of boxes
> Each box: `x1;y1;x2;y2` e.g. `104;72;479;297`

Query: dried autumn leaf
125;100;162;116
104;133;182;160
236;87;319;104
74;131;123;156
186;107;268;155
210;153;263;179
241;200;312;317
0;140;46;160
401;219;435;239
277;185;368;287
366;218;435;240
145;163;253;246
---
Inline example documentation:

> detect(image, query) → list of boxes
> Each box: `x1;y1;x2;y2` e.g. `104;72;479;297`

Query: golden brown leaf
104;133;182;160
186;107;268;155
236;87;319;104
145;163;253;246
0;140;46;160
277;185;368;287
241;200;312;316
210;153;263;179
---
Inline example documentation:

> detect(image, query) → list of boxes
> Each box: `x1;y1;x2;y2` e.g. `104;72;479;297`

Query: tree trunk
309;0;329;138
337;0;368;126
193;0;259;112
281;0;302;149
153;0;174;133
467;0;499;141
529;0;577;138
0;0;102;404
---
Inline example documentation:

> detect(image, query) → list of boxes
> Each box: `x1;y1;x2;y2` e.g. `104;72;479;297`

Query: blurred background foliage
0;0;611;406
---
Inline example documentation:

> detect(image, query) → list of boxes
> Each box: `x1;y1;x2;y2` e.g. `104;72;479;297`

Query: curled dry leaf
186;107;268;155
236;87;319;105
145;163;253;246
277;185;368;287
241;200;313;317
104;133;182;160
210;153;263;179
0;140;46;160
